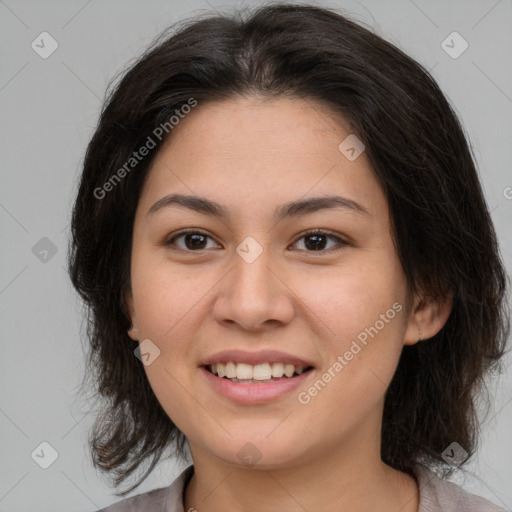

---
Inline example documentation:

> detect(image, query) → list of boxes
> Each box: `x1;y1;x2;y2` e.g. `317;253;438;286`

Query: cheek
129;260;198;413
131;251;209;340
293;249;406;344
131;266;204;432
291;251;407;404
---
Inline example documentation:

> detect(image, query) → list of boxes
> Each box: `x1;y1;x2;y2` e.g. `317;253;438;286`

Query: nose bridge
213;235;294;328
234;241;274;297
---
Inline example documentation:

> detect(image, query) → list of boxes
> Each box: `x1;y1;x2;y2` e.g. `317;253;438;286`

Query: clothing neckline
170;463;504;512
177;464;425;511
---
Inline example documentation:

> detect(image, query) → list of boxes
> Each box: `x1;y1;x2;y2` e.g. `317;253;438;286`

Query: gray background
1;0;511;510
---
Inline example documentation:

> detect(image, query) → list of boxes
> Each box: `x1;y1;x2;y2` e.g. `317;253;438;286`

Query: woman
68;3;510;511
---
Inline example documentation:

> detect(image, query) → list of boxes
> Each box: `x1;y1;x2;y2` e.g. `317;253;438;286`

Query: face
126;95;422;470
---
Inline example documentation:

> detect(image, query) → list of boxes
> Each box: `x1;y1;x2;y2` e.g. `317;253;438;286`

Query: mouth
200;362;315;404
203;362;315;384
199;350;316;403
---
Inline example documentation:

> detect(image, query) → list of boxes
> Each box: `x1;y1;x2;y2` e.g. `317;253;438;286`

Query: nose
212;247;295;331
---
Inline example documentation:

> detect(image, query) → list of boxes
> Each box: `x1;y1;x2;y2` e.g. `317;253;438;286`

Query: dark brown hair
68;2;510;496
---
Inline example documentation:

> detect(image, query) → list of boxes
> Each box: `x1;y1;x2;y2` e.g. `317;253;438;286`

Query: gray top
96;464;506;511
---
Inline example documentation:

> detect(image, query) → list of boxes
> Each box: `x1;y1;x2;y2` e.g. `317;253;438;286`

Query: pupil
186;233;206;249
305;234;326;251
184;234;327;250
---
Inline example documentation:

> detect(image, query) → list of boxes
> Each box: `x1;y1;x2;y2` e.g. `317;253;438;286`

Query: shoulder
96;486;169;512
413;464;506;511
93;465;194;512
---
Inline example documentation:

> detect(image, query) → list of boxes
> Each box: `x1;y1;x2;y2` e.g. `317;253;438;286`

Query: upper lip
200;349;315;368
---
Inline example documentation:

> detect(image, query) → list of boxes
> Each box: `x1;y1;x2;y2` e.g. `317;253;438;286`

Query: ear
403;290;453;346
124;290;139;341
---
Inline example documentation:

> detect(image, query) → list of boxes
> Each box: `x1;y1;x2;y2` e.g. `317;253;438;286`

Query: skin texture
126;96;452;512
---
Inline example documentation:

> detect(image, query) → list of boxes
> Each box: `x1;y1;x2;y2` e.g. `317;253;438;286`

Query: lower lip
200;366;314;404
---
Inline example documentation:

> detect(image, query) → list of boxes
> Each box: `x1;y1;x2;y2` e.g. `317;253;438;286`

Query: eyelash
165;228;348;253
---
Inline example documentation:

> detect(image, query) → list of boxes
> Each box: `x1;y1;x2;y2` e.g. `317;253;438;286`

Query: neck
183;418;419;512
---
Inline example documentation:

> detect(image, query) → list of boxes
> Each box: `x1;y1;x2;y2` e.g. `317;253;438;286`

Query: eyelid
165;228;349;252
290;228;348;252
165;228;220;250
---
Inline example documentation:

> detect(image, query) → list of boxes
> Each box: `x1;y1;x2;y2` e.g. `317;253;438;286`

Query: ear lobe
127;325;138;340
124;291;139;340
404;292;453;346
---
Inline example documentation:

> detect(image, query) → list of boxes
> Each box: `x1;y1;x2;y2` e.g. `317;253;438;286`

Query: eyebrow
147;193;370;221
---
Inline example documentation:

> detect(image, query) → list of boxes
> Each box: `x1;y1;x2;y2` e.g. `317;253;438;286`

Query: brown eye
165;229;347;253
166;230;220;251
291;230;347;252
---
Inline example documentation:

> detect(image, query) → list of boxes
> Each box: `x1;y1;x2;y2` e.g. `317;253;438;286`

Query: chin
208;435;308;471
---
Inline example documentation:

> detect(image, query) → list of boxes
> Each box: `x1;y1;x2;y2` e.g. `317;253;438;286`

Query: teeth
216;363;226;378
284;364;295;377
236;363;253;380
209;361;308;380
225;361;237;379
271;362;284;378
253;363;272;380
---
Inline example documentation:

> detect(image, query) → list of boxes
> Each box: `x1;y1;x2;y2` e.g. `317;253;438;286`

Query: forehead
137;96;386;220
163;95;351;157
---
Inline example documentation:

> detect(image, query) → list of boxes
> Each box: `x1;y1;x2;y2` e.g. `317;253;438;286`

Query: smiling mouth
204;362;314;384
